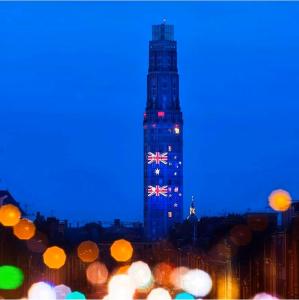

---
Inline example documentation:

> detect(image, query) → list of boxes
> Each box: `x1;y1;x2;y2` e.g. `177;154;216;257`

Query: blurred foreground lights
230;224;252;246
175;292;195;299
269;189;292;212
154;262;174;286
0;204;21;226
108;274;135;300
147;288;171;300
170;266;189;289
43;246;66;269
13;218;36;240
77;240;99;263
253;292;279;300
65;291;86;299
181;269;212;297
86;261;108;285
0;265;24;290
28;282;56;300
54;284;71;299
110;239;133;262
128;261;152;290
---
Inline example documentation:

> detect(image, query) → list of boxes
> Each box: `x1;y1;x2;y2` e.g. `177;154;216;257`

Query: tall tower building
144;22;183;240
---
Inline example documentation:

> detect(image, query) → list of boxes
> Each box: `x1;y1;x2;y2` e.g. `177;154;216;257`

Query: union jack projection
148;185;168;197
147;152;168;165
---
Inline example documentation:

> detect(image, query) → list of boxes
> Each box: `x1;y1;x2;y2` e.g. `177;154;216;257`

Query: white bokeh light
253;292;279;300
128;261;152;289
147;288;172;300
54;284;71;300
181;269;212;297
28;282;56;300
108;274;135;300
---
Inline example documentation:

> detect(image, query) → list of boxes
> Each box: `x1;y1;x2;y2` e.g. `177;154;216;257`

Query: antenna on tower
162;17;167;24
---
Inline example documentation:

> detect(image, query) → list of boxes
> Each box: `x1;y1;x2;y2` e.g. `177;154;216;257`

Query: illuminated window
174;172;177;176
168;145;172;152
168;212;172;218
174;187;178;192
144;113;147;118
157;111;165;117
174;127;180;134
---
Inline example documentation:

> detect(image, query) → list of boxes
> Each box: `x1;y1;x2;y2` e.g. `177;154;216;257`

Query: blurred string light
28;282;56;300
43;246;66;269
54;284;71;299
128;261;152;290
181;269;212;297
147;287;171;300
269;189;292;212
110;239;133;262
108;274;135;300
77;240;99;263
0;265;24;290
253;292;279;300
86;261;108;285
175;292;195;299
65;291;86;299
170;266;189;289
13;218;36;240
0;204;21;226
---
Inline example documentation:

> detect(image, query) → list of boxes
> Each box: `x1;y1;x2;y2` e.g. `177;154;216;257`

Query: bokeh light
28;282;56;300
0;204;21;227
229;224;252;246
54;284;71;299
170;266;189;289
175;292;195;299
253;292;279;300
153;262;174;286
108;274;135;300
0;265;24;290
13;218;36;240
115;265;130;275
110;239;133;262
77;240;99;263
65;291;86;299
86;261;108;285
43;246;66;269
147;287;172;300
269;189;292;212
128;261;152;289
181;269;212;297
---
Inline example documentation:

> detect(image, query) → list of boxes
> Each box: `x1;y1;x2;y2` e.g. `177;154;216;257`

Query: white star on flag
174;203;178;207
155;168;160;175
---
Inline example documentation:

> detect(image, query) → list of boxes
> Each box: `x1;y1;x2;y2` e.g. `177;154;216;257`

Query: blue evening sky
0;2;299;223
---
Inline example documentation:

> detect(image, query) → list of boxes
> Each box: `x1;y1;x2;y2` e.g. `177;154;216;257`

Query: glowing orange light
110;239;133;262
269;189;292;212
43;246;66;269
115;265;130;275
153;262;174;286
0;204;21;227
13;218;36;240
86;261;108;285
77;240;99;263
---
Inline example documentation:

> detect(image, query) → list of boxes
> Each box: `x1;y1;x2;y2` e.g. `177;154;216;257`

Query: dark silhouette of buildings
144;21;183;241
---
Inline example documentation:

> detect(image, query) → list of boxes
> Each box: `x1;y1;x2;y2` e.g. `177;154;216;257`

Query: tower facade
144;22;183;240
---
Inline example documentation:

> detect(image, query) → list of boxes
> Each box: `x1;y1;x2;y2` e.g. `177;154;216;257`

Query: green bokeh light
0;265;24;290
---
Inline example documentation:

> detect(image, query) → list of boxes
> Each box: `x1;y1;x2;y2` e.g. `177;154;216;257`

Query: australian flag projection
143;22;183;240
